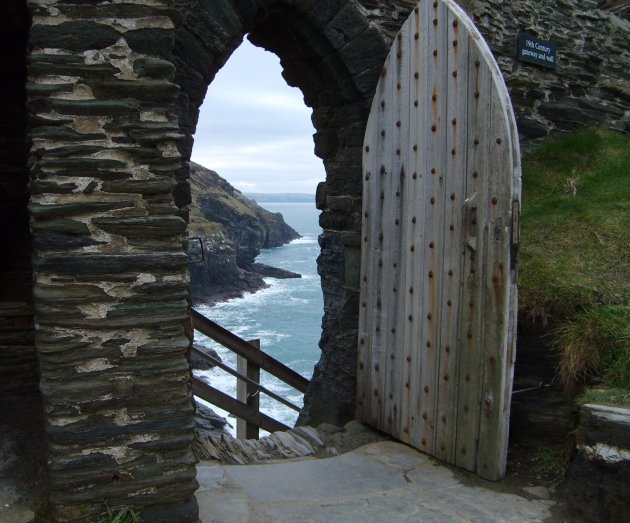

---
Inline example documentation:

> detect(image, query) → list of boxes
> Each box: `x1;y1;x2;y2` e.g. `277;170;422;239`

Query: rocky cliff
188;162;300;304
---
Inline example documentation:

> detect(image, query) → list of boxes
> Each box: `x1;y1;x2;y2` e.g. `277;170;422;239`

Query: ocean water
193;202;323;434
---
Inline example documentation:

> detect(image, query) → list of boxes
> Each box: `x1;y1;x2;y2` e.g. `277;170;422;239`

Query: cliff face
188;162;300;304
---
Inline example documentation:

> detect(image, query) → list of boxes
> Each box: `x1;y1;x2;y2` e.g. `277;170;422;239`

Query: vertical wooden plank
359;49;396;429
383;29;411;441
402;4;428;448
415;0;448;456
454;37;491;472
357;103;378;425
237;339;260;440
474;81;515;481
434;6;469;463
474;51;521;478
375;48;398;433
357;68;382;424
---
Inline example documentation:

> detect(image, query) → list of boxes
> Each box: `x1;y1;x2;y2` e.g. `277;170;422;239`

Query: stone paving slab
197;441;555;523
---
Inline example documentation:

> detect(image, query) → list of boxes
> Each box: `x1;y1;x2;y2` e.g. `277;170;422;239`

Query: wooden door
357;0;521;481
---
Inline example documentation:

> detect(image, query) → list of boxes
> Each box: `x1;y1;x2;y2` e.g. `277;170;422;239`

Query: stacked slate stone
26;2;197;522
564;404;630;521
466;0;630;140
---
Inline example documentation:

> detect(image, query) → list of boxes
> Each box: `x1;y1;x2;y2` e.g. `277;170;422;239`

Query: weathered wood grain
358;0;520;480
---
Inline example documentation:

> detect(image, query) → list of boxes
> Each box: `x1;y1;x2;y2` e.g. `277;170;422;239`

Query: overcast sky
191;40;324;194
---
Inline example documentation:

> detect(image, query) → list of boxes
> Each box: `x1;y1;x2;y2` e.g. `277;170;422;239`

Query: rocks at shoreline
189;344;221;371
194;401;233;439
187;163;301;305
251;263;301;280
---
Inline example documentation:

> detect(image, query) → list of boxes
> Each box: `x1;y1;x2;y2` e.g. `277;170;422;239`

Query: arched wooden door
357;0;521;481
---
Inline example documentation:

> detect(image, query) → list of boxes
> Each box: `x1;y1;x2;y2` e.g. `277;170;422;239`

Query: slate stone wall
25;1;197;521
467;0;630;142
563;404;630;522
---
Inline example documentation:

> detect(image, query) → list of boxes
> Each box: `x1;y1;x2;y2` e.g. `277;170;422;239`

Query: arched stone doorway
172;0;415;427
21;1;414;520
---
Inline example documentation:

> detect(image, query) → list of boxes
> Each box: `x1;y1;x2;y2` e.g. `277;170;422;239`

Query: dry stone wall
563;404;630;522
468;0;630;141
25;1;197;521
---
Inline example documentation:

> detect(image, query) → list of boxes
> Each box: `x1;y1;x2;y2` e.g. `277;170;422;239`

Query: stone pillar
26;1;198;521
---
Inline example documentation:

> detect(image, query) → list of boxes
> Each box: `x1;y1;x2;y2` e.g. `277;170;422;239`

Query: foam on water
290;236;317;245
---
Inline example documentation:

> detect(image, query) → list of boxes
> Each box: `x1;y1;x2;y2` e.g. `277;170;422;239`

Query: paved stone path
197;441;557;522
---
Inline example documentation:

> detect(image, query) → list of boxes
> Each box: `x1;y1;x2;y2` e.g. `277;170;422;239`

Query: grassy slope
519;129;630;395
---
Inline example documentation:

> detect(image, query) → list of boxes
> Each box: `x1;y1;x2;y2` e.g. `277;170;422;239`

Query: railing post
237;339;260;439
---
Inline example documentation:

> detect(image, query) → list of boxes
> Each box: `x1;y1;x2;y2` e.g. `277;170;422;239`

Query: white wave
256;330;289;340
290;236;318;245
289;296;311;304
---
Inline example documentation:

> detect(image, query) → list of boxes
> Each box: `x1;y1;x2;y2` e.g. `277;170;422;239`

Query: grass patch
519;128;630;393
87;506;141;523
556;305;630;393
531;447;567;483
577;387;630;407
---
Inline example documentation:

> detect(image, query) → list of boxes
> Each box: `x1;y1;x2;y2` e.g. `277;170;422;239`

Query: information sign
517;33;558;69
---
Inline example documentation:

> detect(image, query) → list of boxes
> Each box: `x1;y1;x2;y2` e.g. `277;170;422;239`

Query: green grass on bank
518;129;630;395
577;386;630;408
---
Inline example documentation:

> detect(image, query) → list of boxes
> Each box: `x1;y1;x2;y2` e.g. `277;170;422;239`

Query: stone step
194;421;388;465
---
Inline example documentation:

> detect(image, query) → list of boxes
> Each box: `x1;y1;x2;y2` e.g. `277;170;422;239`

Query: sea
193;202;323;435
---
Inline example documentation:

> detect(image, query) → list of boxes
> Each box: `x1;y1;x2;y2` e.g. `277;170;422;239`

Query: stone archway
171;0;415;427
22;1;414;520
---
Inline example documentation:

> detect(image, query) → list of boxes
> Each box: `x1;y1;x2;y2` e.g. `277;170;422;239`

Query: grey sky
191;40;324;194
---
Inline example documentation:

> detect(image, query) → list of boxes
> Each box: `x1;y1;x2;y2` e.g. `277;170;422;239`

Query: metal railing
191;308;310;439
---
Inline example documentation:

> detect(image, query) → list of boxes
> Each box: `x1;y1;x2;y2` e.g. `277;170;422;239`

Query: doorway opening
171;1;393;429
188;40;324;437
